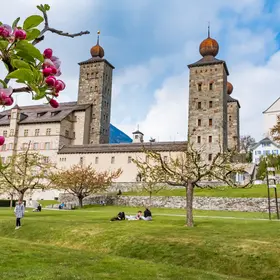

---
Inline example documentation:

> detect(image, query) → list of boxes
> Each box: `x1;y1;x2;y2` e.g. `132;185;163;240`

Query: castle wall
188;63;228;160
227;102;240;151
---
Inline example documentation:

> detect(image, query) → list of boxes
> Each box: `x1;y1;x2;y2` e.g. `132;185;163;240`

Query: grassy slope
124;184;278;198
0;206;280;280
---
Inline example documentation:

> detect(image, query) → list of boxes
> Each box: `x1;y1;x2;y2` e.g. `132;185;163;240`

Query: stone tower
77;31;114;144
187;29;229;161
227;82;240;151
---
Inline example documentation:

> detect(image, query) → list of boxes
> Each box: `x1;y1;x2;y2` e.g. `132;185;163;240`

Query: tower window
198;83;202;91
95;86;98;91
197;102;201;109
208;154;213;161
209;83;213;90
229;115;232;122
198;119;201;126
209;119;212;126
209;136;212;143
111;156;115;164
197;136;201;144
209;101;213;108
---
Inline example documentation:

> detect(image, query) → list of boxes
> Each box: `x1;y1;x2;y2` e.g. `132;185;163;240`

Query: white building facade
251;137;280;164
263;97;280;138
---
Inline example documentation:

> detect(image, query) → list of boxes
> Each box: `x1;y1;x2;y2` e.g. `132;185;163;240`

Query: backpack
118;212;125;220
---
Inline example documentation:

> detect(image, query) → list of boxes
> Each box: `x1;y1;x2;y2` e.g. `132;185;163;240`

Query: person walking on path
14;200;25;230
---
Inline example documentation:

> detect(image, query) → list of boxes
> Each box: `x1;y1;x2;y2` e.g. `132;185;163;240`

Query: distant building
263;97;280;138
251;137;280;164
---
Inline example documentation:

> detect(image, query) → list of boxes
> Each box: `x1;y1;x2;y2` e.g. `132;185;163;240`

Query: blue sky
1;0;280;141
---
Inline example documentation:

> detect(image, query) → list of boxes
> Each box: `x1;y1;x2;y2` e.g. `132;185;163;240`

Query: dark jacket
144;209;152;218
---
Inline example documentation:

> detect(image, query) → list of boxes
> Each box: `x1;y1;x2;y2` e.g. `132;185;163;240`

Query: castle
0;30;240;200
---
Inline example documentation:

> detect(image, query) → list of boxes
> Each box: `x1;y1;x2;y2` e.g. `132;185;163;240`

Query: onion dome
227;82;233;95
199;25;219;57
90;31;104;58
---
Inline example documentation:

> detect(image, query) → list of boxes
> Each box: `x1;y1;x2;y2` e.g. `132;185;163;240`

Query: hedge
0;200;26;207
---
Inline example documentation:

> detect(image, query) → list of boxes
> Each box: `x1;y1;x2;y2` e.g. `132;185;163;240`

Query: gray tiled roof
58;141;188;154
188;56;229;75
0;102;91;126
78;57;115;69
227;95;241;108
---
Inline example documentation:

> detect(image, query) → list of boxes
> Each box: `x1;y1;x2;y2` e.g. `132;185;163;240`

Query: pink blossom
4;96;13;106
43;48;53;59
0;24;12;38
14;29;26;40
43;59;55;68
49;99;59;108
45;76;56;87
43;67;53;77
50;56;61;69
0;136;5;146
55;80;66;92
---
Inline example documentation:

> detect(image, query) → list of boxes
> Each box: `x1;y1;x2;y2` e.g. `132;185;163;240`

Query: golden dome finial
97;30;100;45
90;30;104;58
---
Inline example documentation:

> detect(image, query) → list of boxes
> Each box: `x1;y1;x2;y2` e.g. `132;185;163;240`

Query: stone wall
59;193;275;213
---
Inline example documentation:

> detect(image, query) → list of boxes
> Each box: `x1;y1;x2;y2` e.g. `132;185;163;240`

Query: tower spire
208;22;210;38
97;30;100;45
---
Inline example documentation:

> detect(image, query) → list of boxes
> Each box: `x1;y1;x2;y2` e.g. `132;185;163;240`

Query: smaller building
263;97;280;138
251;137;280;164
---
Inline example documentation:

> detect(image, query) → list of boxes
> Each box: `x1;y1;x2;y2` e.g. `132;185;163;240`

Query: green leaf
36;5;44;12
16;51;36;64
11;59;30;69
23;15;44;30
33;89;46;100
16;41;44;62
0;40;9;50
26;29;41;41
29;83;40;95
12;17;20;29
44;4;50;11
7;69;34;83
0;79;7;88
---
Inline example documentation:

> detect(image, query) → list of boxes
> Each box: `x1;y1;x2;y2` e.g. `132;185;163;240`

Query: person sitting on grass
59;202;65;209
142;208;152;221
33;204;42;212
14;200;25;230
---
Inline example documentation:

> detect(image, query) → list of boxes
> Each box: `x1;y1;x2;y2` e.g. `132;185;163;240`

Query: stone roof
227;95;241;108
188;56;229;75
78;57;115;69
0;101;91;126
58;141;188;154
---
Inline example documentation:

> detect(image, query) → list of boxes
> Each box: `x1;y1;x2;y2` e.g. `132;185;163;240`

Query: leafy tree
256;154;280;180
50;164;122;207
240;135;256;154
271;116;280;142
134;143;251;227
0;143;53;200
0;4;89;148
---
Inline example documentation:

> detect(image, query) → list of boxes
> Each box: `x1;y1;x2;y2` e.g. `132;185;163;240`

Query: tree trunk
149;191;152;207
186;181;194;227
10;194;13;208
78;196;83;208
19;192;24;201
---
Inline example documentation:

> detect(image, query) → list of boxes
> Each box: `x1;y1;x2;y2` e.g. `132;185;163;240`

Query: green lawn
124;184;278;198
37;200;60;207
0;206;279;280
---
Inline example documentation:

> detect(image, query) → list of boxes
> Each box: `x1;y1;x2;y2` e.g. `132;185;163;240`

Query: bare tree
240;135;256;154
134;143;251;227
50;164;122;207
133;156;167;206
0;143;53;200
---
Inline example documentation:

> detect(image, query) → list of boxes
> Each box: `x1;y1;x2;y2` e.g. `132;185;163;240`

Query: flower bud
55;80;66;91
4;96;14;106
0;136;5;146
14;29;26;40
44;48;53;59
43;67;53;77
49;99;59;108
45;76;56;87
